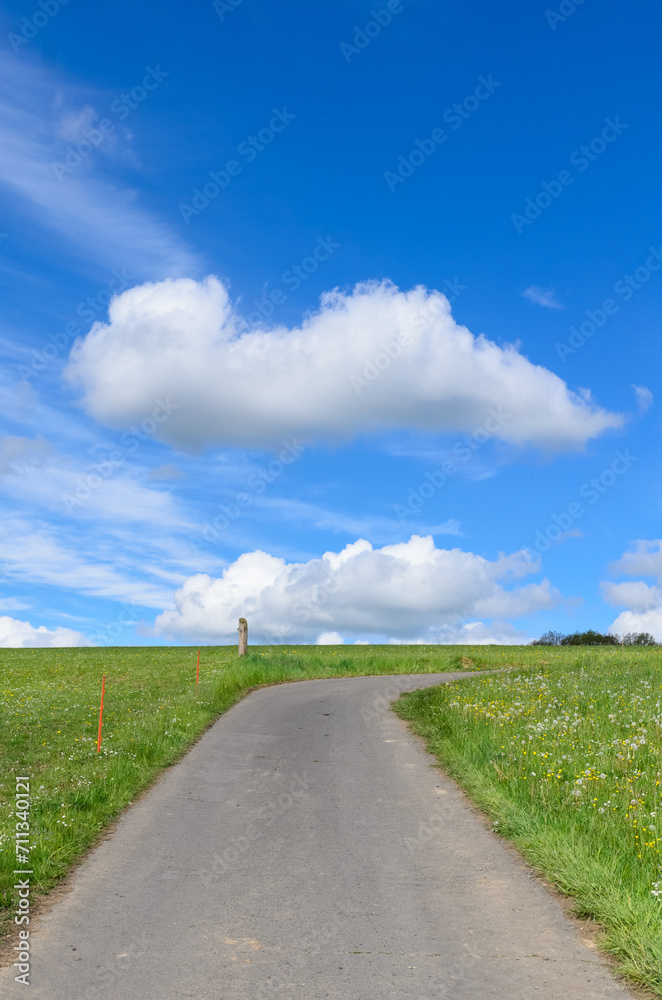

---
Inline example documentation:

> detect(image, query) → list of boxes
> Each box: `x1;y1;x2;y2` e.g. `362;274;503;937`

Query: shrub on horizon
531;628;658;646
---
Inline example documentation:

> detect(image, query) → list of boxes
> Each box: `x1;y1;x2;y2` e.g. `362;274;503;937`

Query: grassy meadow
0;641;482;943
395;646;662;995
3;640;662;996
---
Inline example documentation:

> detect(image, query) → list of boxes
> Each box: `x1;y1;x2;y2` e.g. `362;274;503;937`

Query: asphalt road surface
0;673;635;999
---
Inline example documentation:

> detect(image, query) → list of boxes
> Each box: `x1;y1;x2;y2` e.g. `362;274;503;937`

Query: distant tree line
531;629;657;646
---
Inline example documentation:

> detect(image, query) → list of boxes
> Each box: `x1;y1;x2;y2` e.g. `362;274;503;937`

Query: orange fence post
96;674;106;753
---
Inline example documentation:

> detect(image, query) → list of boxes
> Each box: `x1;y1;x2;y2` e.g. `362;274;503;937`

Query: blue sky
1;0;661;647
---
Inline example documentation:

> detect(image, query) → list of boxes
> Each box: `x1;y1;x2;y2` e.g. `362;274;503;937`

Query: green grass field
0;641;485;944
395;646;662;996
3;642;661;995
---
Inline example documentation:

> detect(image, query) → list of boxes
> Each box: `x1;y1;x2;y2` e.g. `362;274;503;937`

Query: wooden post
238;617;248;657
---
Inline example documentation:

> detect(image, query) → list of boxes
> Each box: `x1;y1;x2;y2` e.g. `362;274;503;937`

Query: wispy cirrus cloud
0;515;183;609
0;56;197;278
522;286;565;310
0;434;50;473
632;385;653;413
244;495;461;540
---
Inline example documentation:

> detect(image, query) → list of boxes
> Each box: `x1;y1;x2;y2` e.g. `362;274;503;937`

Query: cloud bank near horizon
605;541;662;640
0;615;91;648
154;534;561;643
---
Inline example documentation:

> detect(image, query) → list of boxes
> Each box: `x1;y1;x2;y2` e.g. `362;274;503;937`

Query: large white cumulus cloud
65;277;621;452
0;615;92;647
154;534;561;642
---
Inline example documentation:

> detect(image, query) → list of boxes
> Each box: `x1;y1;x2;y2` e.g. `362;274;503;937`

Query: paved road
1;673;634;999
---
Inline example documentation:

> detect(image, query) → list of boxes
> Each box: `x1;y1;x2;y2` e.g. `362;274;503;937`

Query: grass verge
394;647;662;996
